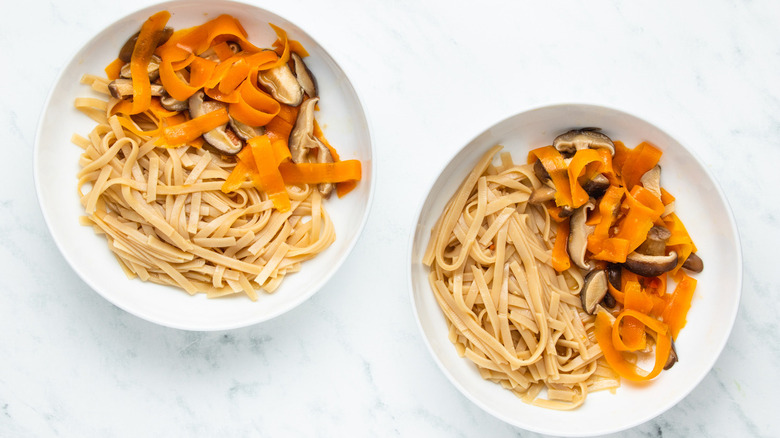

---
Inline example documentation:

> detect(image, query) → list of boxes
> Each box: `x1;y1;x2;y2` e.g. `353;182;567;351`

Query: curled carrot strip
663;212;697;275
248;135;290;212
262;24;291;70
105;58;124;80
159;56;217;101
228;72;280;126
221;159;252;194
551;220;571;272
662;271;697;340
528;146;573;208
156;107;229;147
620;141;663;191
157;14;261;62
278;160;362;184
130;11;171;114
595;311;672;382
567;149;605;208
615;186;665;254
587;185;624;253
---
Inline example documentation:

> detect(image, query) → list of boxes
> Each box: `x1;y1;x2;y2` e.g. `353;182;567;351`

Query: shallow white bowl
34;0;374;331
408;103;741;436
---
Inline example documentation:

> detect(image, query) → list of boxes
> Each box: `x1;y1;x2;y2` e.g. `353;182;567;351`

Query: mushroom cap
258;62;304;106
664;339;678;370
622;251;678;277
568;200;596;270
580;269;609;314
188;91;242;155
533;159;550;182
636;225;672;257
288;97;334;197
291;52;317;98
640;165;662;198
682;252;704;273
582;173;610;199
553;129;615;156
528;186;556;204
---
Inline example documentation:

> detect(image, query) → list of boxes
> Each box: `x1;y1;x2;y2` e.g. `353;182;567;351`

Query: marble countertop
2;0;779;436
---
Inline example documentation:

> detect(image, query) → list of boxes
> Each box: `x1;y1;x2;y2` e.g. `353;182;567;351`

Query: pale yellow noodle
74;78;336;300
423;145;618;410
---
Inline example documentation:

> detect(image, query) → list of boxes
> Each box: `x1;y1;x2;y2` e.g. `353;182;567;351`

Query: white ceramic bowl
34;0;374;331
409;103;741;436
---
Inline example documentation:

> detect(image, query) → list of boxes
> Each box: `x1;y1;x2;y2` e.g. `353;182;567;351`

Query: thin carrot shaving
662;271;697;340
551;220;571;272
528;146;574;207
247;136;290;212
103;13;361;211
595;311;672;382
130;11;171;114
156;108;229;147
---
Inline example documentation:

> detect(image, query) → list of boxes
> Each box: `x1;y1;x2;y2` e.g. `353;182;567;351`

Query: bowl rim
33;0;377;331
407;101;743;435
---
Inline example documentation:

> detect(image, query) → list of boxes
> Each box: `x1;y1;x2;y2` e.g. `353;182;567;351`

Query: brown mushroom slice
533;159;550;182
636;225;672;256
568;200;596;270
528;186;556;204
580;270;609;314
582;173;610;199
120;55;161;81
188;91;242;155
606;263;622;290
258;63;304;106
622;251;678;277
664;339;679;370
553;129;615;156
108;78;164;99
289;97;334;197
640;165;662;198
229;117;265;141
682;252;704;273
160;94;188;112
291;53;317;98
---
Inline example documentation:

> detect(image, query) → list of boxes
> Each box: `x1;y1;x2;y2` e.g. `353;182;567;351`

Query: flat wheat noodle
423;145;616;410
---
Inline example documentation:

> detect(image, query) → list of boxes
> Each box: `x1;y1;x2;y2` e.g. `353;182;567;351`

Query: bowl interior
409;103;741;436
34;0;374;330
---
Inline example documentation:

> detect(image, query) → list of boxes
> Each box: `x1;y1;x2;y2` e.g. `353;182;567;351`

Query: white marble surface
2;0;779;436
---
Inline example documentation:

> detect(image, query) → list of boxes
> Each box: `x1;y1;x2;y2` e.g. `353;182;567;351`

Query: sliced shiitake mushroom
528;186;556;204
682;252;704;273
533;159;550;182
622;225;678;276
606;263;622;290
640;165;662;199
160;94;188;112
582;173;610;199
664;339;678;370
108;78;164;99
291;53;317;98
289;97;334;196
580;270;609;314
229;117;265;142
188;90;243;155
636;226;672;256
258;62;304;106
601;263;622;308
553;128;616;156
119;55;161;81
568;200;596;270
623;251;678;277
